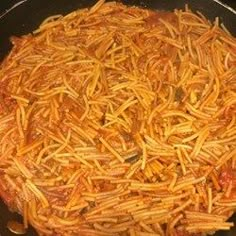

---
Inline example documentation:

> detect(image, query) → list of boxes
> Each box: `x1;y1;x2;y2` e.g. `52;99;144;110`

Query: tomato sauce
175;229;202;236
219;167;236;187
0;81;16;114
145;11;177;27
0;179;13;205
219;167;236;198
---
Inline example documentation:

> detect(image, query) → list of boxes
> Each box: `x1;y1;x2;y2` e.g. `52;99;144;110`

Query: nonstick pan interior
0;0;235;235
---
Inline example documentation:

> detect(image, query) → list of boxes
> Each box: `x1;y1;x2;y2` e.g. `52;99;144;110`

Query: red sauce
0;103;4;114
0;179;13;205
219;167;236;187
145;11;177;27
219;167;236;198
175;230;202;236
0;81;17;114
224;104;236;120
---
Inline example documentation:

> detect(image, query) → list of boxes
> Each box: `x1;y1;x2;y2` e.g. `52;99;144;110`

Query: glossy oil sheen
0;0;235;235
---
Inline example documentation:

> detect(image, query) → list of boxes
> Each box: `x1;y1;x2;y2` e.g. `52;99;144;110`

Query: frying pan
0;0;235;235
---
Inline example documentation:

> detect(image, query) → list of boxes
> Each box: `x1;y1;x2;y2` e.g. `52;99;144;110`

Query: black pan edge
0;0;235;236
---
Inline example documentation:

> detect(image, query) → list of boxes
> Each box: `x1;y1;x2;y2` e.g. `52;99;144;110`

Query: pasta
0;0;235;235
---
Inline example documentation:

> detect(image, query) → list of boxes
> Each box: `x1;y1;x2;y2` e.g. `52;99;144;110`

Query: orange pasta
0;0;235;235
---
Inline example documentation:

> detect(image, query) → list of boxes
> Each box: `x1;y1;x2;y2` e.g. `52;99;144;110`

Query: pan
0;0;235;235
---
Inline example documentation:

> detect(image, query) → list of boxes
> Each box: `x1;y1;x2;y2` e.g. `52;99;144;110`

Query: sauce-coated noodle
0;0;235;235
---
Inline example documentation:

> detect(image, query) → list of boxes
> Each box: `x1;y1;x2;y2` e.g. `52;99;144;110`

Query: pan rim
0;0;236;21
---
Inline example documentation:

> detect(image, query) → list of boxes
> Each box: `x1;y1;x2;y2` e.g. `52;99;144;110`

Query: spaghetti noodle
0;0;235;235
